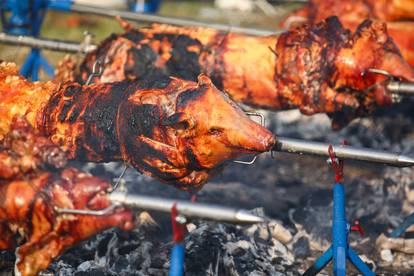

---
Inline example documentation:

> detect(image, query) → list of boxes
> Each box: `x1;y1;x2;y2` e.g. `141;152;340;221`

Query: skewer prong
109;192;264;224
273;137;414;167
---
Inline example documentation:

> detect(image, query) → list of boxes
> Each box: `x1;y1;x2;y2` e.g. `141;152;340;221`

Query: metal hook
367;68;394;79
365;68;403;102
85;58;104;85
363;68;394;92
233;112;265;165
110;164;129;192
54;203;121;216
54;162;129;216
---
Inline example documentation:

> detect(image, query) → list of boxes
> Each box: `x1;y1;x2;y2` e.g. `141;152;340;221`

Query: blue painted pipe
390;212;414;238
7;0;31;35
131;0;162;13
169;243;185;276
332;183;347;276
347;248;375;275
48;0;73;11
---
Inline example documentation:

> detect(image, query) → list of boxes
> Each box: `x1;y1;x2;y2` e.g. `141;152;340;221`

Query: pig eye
173;120;191;131
208;127;223;135
162;113;195;130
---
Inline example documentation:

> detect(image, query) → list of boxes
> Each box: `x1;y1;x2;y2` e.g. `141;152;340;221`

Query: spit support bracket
233;112;265;165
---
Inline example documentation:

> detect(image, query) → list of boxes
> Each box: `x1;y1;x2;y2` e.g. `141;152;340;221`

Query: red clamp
350;220;365;236
171;203;187;243
328;140;347;183
191;193;197;203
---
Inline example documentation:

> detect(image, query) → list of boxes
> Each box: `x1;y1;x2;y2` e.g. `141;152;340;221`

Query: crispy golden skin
76;17;414;128
283;0;414;24
0;118;134;276
282;0;414;67
0;63;274;189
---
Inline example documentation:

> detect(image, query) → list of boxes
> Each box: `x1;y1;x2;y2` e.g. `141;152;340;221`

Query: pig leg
318;85;360;114
319;86;362;130
0;222;14;250
175;170;211;191
135;136;192;179
16;201;132;276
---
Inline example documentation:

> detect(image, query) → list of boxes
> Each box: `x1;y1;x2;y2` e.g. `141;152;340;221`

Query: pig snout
377;52;414;82
228;114;275;153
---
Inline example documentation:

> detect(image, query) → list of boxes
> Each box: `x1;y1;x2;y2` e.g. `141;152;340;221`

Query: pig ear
197;74;212;86
161;112;196;130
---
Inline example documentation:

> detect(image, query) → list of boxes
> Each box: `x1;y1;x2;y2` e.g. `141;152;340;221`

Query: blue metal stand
0;0;162;80
390;212;414;238
1;0;57;80
169;203;186;276
303;183;375;276
169;243;185;276
303;144;376;276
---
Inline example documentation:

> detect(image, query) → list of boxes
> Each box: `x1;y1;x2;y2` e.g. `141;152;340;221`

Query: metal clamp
85;58;104;85
365;68;402;103
80;31;96;54
364;68;394;91
233;112;265;165
109;164;129;192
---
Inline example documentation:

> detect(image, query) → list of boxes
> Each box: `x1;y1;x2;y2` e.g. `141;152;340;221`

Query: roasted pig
0;118;134;276
0;62;274;190
282;0;414;67
283;0;414;24
74;17;414;129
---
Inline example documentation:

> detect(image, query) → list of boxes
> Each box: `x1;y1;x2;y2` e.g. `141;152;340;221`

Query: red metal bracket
171;203;187;243
350;220;365;236
328;144;344;183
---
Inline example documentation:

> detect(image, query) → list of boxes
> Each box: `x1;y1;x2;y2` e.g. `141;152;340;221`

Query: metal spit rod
0;32;96;53
69;4;279;36
273;137;414;167
109;191;264;224
2;35;414;97
387;81;414;96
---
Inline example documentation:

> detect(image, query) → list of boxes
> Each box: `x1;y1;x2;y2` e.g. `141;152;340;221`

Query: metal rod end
235;210;265;224
397;155;414;167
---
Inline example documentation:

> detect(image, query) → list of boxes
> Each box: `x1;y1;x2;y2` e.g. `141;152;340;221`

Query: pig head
117;75;275;190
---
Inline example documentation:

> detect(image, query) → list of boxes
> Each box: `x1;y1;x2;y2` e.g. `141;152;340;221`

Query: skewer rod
0;32;96;53
387;81;414;95
69;4;279;36
109;191;264;224
273;137;414;167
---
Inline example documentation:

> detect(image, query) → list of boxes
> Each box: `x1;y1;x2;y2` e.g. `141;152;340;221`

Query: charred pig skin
0;63;274;190
75;17;414;129
0;118;134;276
282;0;414;25
281;0;414;67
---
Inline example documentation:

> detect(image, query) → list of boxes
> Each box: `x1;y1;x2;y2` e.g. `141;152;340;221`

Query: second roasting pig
76;17;414;129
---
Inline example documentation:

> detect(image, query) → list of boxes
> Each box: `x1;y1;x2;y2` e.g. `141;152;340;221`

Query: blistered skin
0;63;274;190
281;0;414;67
0;119;134;276
76;17;414;128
